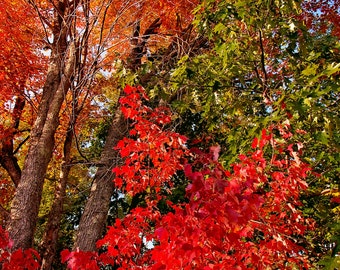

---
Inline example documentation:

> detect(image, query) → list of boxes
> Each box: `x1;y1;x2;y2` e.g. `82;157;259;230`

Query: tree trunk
39;120;73;270
73;109;127;251
73;18;165;251
7;1;77;250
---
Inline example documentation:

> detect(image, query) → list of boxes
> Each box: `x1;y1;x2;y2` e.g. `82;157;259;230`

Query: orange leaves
90;0;198;66
148;0;198;31
0;0;43;100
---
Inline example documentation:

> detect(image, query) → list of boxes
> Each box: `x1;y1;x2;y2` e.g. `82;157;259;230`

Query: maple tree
158;0;340;266
73;0;198;255
1;0;198;268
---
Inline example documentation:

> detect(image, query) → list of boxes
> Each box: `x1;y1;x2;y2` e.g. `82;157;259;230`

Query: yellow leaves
324;62;340;76
301;63;319;77
288;22;296;32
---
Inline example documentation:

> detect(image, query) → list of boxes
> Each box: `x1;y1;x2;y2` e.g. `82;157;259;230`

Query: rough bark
39;121;73;270
73;109;127;251
73;18;163;252
7;1;78;250
39;0;92;263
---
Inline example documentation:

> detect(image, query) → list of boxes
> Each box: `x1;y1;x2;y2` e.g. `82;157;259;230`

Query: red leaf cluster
61;249;99;270
302;0;340;38
0;226;40;270
63;86;314;269
114;85;188;195
147;127;312;269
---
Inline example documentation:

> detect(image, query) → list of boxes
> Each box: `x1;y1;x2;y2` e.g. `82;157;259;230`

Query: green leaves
162;0;340;265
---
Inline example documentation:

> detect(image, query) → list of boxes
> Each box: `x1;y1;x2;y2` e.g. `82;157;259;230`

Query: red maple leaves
148;127;312;269
0;227;40;270
113;85;188;195
63;85;313;269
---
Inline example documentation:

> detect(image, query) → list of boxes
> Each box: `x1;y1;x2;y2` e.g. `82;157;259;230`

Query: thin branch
13;136;30;155
73;130;89;162
258;29;268;87
27;0;53;41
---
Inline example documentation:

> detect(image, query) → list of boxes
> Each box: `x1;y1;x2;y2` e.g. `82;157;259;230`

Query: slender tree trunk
73;110;127;251
73;19;163;251
39;120;73;270
7;1;78;249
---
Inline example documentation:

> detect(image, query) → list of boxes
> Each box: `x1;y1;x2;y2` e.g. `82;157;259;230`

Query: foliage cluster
60;86;313;269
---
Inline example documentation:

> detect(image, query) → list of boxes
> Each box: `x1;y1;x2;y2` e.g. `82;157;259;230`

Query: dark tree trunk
73;110;127;251
39;121;73;270
71;104;129;253
126;18;162;71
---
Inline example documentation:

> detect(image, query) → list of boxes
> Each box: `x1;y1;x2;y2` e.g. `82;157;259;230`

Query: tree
7;0;84;250
73;0;198;253
155;0;340;264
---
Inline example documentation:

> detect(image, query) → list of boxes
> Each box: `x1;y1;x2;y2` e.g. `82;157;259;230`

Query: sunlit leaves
113;85;188;195
0;0;43;100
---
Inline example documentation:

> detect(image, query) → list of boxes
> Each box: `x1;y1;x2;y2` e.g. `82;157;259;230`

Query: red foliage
61;249;99;270
301;0;340;38
0;226;40;270
0;0;42;101
62;85;314;269
113;85;188;196
145;125;312;269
